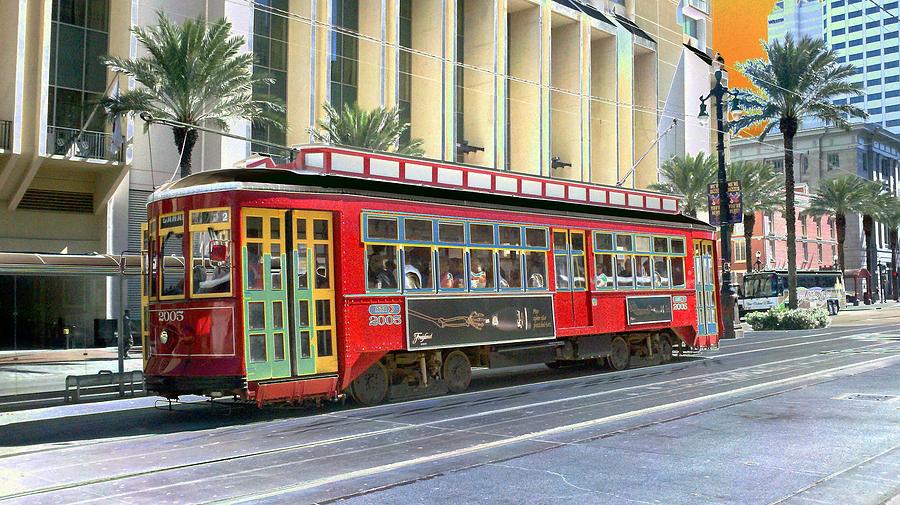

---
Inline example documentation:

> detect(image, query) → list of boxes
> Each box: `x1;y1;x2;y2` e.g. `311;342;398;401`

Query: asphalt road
1;307;899;504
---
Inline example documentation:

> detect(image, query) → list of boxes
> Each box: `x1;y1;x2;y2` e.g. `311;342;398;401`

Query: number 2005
369;315;401;326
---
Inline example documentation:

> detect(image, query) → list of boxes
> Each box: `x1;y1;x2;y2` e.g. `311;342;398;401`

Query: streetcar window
595;254;615;289
525;252;547;289
654;257;671;288
246;243;264;290
270;218;281;240
653;237;668;254
615;235;633;252
246;217;263;239
316;299;332;326
313;219;329;240
572;253;587;290
404;218;433;242
367;216;398;240
270;243;283;290
248;302;266;329
273;301;284;328
249;334;266;363
470;249;496;289
297;300;310;326
470;224;494;245
296;218;307;240
671;257;686;287
367;245;399;291
554;254;570;289
571;233;585;252
635;236;652;253
499;226;521;246
553;232;568;251
498;250;523;289
274;333;286;361
191;229;231;295
636;255;652;288
317;329;333;356
525;228;548;248
594;232;613;252
161;231;185;297
314;244;330;289
671;238;685;255
616;254;634;288
299;330;311;358
439;222;465;243
296;244;308;289
403;246;433;290
437;247;465;290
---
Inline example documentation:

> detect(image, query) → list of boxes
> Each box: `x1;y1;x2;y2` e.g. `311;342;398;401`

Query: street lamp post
699;54;742;340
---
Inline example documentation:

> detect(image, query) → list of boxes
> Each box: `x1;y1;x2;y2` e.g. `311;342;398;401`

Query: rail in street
1;308;898;504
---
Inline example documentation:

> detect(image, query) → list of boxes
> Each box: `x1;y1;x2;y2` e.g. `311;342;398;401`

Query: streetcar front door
694;239;718;339
290;211;338;376
242;209;291;381
552;229;591;328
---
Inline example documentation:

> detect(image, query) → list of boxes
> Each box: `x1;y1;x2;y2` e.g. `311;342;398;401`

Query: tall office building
767;0;900;134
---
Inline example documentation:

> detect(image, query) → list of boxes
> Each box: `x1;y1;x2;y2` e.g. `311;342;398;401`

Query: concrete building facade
731;124;900;298
0;0;715;351
767;0;900;134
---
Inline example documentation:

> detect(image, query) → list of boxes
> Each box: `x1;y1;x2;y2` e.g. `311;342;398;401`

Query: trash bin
94;319;118;347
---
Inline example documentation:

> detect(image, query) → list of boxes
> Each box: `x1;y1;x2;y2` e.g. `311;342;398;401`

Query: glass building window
398;0;412;146
330;0;359;111
48;0;110;132
454;0;465;162
251;0;289;155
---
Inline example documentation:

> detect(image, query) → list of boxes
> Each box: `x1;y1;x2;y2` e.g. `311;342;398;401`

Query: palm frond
309;103;424;156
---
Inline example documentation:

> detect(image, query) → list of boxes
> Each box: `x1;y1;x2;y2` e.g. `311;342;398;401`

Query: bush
746;306;829;331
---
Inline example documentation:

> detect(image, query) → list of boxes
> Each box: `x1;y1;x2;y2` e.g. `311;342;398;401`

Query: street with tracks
1;307;899;504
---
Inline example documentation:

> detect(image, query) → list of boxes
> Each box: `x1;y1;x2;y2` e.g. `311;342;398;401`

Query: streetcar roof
151;167;714;231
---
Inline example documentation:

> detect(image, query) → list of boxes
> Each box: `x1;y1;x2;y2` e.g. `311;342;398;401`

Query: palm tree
726;161;782;270
806;175;874;274
309;103;424;156
101;13;284;178
648;153;717;217
732;35;866;309
877;197;900;301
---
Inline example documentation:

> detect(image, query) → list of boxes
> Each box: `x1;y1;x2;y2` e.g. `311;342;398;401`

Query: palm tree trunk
836;213;847;274
863;213;875;301
781;118;799;309
744;212;755;271
173;127;199;179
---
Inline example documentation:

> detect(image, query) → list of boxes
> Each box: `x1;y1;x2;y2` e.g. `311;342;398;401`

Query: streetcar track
211;353;900;505
4;339;897;504
0;325;894;471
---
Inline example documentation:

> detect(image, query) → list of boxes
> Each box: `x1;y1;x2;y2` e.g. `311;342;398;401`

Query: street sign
708;181;742;225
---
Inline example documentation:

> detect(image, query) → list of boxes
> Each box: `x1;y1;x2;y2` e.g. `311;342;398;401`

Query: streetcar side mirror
209;243;228;263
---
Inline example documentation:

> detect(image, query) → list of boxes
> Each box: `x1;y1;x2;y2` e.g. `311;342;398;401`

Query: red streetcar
141;145;722;406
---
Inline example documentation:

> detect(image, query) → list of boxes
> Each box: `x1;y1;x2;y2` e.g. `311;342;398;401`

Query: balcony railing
46;126;124;162
0;120;11;150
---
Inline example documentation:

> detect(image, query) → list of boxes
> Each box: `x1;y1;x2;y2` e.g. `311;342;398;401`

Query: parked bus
142;145;722;407
740;270;846;316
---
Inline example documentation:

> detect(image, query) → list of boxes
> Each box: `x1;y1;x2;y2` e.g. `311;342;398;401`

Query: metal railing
46;126;124;162
0;120;11;150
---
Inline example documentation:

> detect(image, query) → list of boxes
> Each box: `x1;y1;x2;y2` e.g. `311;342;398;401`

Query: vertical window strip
251;0;290;155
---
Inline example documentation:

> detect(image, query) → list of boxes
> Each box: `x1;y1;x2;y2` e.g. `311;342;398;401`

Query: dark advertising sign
406;295;555;349
626;296;673;325
708;180;742;225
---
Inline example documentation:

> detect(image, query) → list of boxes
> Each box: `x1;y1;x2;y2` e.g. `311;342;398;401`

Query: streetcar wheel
659;337;673;364
607;337;631;371
442;351;472;394
545;361;562;369
350;361;389;406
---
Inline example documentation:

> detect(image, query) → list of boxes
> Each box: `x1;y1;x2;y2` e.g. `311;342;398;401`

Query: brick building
731;185;839;284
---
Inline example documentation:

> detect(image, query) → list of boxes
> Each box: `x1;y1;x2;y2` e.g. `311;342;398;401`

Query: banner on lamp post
708;181;742;226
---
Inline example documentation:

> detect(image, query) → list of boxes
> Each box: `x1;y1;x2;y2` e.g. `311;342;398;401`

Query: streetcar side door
289;211;338;376
242;209;292;381
693;239;718;339
552;229;592;328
